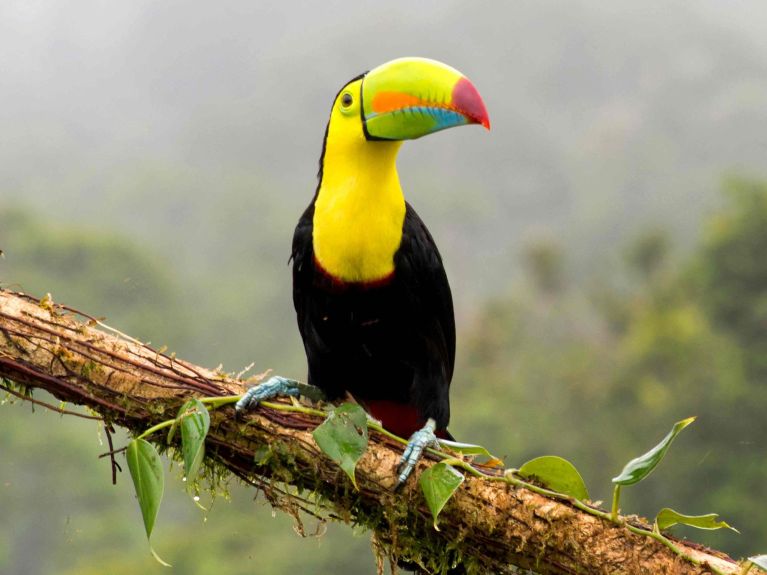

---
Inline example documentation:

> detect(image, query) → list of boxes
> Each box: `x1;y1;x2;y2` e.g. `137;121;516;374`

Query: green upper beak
361;57;490;141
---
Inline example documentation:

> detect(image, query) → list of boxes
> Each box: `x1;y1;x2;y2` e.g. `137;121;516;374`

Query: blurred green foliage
0;207;182;344
455;178;766;557
698;178;767;378
2;178;766;574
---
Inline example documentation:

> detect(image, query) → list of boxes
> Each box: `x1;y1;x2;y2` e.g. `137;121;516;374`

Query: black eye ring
341;92;353;108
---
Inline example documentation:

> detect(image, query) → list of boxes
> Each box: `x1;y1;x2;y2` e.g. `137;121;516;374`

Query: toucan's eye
341;93;353;108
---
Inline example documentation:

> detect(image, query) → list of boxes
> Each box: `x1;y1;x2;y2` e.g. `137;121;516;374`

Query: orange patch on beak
371;92;432;114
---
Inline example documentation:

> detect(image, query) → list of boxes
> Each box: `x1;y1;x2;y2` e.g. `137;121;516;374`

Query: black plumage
291;201;454;439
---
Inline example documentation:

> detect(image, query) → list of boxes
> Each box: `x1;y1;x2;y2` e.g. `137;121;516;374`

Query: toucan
237;57;490;485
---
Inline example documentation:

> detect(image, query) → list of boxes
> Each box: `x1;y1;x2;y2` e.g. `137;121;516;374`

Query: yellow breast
312;92;406;283
313;182;405;282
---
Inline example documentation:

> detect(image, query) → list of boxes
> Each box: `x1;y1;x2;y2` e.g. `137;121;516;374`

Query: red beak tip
453;77;490;132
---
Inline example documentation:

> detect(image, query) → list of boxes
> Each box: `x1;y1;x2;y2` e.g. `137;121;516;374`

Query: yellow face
312;78;406;284
328;78;364;140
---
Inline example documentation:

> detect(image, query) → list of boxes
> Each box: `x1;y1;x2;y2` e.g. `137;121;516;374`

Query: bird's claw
396;419;438;487
235;376;300;413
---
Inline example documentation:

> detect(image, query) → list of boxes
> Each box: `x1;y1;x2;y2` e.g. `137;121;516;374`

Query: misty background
2;1;767;573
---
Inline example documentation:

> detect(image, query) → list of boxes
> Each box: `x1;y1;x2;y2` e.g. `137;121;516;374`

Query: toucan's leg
235;376;325;414
396;418;439;487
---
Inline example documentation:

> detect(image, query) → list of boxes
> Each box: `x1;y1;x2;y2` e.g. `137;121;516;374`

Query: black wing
391;203;455;427
395;203;455;381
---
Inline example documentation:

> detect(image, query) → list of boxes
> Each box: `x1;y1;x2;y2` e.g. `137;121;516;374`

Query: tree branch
0;288;743;574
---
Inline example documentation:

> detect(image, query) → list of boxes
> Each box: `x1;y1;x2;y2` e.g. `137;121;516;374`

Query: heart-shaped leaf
312;403;368;488
655;507;736;532
748;555;767;572
612;417;695;486
127;439;164;538
178;399;210;481
126;438;171;566
419;462;464;530
518;455;589;500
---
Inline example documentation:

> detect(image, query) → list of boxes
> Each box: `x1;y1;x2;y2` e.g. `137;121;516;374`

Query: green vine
123;391;751;574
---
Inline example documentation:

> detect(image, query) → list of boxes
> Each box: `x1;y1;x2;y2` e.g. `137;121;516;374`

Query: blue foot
235;376;302;413
396;418;439;487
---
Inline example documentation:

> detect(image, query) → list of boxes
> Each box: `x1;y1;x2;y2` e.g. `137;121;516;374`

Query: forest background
2;1;766;573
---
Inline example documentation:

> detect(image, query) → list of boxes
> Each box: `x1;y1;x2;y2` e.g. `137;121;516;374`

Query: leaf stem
611;484;621;521
260;400;326;418
199;395;240;408
366;420;409;446
136;418;177;440
199;394;327;417
625;524;729;575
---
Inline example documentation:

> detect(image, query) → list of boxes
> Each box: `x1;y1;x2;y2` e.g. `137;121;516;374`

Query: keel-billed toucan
237;57;490;485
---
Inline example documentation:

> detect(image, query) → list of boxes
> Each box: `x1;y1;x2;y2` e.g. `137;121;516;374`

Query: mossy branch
0;288;744;575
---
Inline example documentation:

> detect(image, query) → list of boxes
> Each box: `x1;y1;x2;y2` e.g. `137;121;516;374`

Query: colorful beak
361;57;490;141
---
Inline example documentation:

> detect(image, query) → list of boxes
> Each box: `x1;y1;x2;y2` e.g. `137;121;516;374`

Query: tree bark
0;288;743;575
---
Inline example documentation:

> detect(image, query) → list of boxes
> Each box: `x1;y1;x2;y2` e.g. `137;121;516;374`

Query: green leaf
126;439;171;566
655;507;736;532
748;555;767;572
419;462;464;530
518;455;590;500
612;417;695;486
178;399;210;481
126;438;164;539
312;403;368;488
